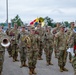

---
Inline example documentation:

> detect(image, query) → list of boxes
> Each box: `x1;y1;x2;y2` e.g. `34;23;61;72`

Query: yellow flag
36;18;39;22
42;22;45;27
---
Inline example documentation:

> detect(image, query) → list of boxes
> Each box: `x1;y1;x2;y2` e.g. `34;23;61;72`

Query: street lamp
6;0;8;26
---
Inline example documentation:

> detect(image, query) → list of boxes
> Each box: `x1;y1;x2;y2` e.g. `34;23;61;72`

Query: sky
0;0;76;23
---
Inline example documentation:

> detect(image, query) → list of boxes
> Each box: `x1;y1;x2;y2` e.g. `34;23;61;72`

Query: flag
30;21;34;25
30;18;39;26
41;22;45;27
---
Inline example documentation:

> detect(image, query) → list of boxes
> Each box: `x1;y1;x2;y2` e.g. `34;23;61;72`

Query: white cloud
0;0;76;23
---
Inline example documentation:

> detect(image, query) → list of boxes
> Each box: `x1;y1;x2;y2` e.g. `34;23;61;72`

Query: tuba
1;38;10;47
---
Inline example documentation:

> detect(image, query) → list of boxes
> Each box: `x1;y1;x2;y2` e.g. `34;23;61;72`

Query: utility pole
6;0;8;26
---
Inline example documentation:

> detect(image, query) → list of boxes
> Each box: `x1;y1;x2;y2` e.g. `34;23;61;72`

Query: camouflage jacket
10;28;19;45
55;31;67;50
17;31;28;47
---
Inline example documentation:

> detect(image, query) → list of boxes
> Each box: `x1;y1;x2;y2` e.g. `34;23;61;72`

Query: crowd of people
0;22;76;75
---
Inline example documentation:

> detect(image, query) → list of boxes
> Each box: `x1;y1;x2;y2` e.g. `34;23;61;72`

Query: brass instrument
21;35;31;47
1;38;10;47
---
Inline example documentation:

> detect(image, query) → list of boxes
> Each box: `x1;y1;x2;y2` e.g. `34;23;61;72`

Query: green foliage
62;21;70;27
44;16;53;27
0;23;5;26
11;15;23;27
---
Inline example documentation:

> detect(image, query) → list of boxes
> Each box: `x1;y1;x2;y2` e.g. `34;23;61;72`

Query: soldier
55;26;68;72
52;22;61;58
67;22;74;63
0;26;9;75
6;23;12;57
6;23;12;35
10;23;19;62
17;25;28;68
44;26;54;66
68;24;76;75
27;27;38;75
36;24;44;60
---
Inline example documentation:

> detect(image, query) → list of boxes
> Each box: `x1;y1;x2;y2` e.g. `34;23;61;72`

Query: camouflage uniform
10;28;19;62
52;27;60;58
27;31;38;75
36;27;44;60
0;31;8;74
55;30;68;72
6;28;12;57
17;31;28;67
69;30;76;75
44;30;54;65
67;28;73;62
72;56;76;75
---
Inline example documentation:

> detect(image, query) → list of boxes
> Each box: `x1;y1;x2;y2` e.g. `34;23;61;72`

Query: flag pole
6;0;8;26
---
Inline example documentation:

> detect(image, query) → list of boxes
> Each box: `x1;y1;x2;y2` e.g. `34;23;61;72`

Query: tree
44;16;53;27
11;15;23;27
63;21;70;27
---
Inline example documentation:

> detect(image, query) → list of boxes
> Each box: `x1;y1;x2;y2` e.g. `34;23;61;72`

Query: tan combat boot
46;61;50;66
20;61;24;68
49;61;53;65
29;68;32;75
69;60;72;63
13;57;15;62
32;68;36;74
15;57;19;62
37;56;43;60
63;67;68;71
60;67;63;72
23;61;28;67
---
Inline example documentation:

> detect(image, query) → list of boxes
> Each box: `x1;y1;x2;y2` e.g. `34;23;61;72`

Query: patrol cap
70;22;74;25
21;25;25;28
56;22;61;25
14;23;17;25
60;25;65;28
31;27;35;29
73;22;76;27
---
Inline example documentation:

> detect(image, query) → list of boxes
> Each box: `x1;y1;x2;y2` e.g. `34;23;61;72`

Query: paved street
2;50;74;75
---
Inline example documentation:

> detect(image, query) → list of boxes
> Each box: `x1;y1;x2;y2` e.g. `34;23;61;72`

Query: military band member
27;27;38;75
10;23;19;62
52;23;61;58
44;26;54;66
36;24;44;60
0;26;9;75
55;26;68;72
67;22;74;63
17;25;28;68
68;24;76;75
6;23;12;57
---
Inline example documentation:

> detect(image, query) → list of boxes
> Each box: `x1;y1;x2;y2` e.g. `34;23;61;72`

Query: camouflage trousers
0;48;5;74
28;49;38;69
7;45;12;57
53;47;59;58
38;44;43;58
54;49;58;58
58;50;68;67
69;52;72;61
11;44;18;60
20;47;27;62
72;56;76;75
44;48;53;63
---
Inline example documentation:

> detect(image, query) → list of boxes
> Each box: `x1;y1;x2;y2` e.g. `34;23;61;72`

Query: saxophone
21;35;31;48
